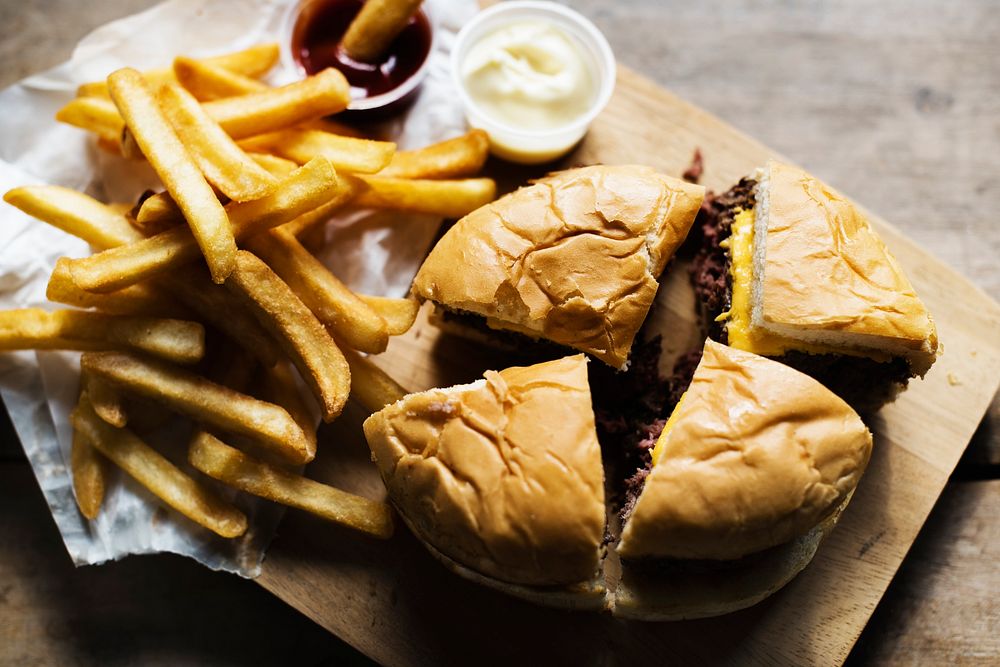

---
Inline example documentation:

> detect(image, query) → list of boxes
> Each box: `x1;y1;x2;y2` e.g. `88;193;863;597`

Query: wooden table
1;1;997;664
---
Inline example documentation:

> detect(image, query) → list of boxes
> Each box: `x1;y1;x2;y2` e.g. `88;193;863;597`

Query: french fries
4;185;144;249
173;56;268;101
66;157;340;292
72;396;248;537
81;351;315;464
46;258;187;318
245;229;389;353
342;347;408;413
342;0;423;63
84;371;128;428
358;294;420;335
109;68;237;283
225;251;351;422
77;43;280;99
0;309;204;364
260;361;318;451
158;84;278;202
202;68;351;140
133;191;185;235
240;129;396;174
55;96;125;143
189;432;393;539
379;130;490;180
249;152;300;178
351;176;497;218
70;418;108;520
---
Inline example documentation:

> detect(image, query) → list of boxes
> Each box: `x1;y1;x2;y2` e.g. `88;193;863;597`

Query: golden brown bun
753;160;938;375
362;355;606;587
612;492;850;620
617;340;872;561
411;165;705;369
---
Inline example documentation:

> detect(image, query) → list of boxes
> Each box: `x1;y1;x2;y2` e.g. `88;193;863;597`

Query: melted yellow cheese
651;391;686;467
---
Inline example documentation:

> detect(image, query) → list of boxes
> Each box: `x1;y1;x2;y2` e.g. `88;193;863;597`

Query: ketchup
292;0;432;105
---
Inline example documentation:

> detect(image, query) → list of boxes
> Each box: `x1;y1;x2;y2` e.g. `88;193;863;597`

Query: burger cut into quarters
410;165;705;370
613;340;873;620
362;355;608;610
690;160;938;410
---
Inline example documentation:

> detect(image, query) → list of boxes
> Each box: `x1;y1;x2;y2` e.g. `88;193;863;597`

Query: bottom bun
611;492;851;621
405;512;609;612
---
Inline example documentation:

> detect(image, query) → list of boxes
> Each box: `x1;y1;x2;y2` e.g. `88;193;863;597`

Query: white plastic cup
451;1;616;164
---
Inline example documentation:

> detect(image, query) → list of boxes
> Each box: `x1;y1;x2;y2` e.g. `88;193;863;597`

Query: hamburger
362;341;872;617
690;160;938;410
410;164;705;370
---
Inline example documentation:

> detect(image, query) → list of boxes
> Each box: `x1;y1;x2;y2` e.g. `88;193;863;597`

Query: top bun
752;160;938;374
617;340;872;561
411;165;705;369
362;355;606;586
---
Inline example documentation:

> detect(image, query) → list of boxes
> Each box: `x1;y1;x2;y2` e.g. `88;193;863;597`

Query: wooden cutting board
254;65;1000;666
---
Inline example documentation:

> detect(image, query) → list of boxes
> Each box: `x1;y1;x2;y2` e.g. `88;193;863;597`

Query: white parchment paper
0;0;477;576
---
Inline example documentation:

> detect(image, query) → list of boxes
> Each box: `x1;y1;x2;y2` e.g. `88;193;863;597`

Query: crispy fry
245;229;389;353
379;130;489;179
161;264;280;367
109;68;236;282
82;351;314;464
342;0;423;63
46;259;186;317
351;176;496;218
158;84;278;201
260;361;317;451
84;370;128;428
249;152;300;178
202;68;350;140
240;129;395;174
72;396;248;537
341;347;408;413
4;185;144;249
77;44;280;99
66;157;340;292
189;432;393;538
55;96;125;143
173;56;268;101
358;294;420;335
225;251;350;422
0;309;204;364
70;412;108;520
133;191;184;235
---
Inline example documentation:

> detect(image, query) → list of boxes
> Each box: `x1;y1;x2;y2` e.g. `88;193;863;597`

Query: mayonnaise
461;21;596;132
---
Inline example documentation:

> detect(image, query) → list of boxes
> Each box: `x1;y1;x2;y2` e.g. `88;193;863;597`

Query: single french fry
70;413;108;520
82;351;314;464
66;157;340;293
351;176;496;218
84;370;128;428
46;259;187;318
133;191;185;235
55;96;125;143
109;67;236;283
358;294;420;335
4;185;144;249
189;432;393;538
161;264;280;367
260;361;317;451
249;152;300;178
341;347;408;413
77;44;281;99
158;84;278;202
0;309;204;364
225;251;350;422
72;396;248;537
378;130;489;179
201;68;351;140
173;56;268;101
245;229;389;353
341;0;423;63
240;129;395;174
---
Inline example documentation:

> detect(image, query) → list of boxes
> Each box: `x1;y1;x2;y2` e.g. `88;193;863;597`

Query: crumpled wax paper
0;0;477;576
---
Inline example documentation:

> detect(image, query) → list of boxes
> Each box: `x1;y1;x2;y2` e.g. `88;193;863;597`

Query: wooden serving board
254;66;1000;666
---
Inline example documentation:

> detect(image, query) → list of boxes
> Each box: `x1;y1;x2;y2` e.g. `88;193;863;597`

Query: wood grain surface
1;1;998;666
